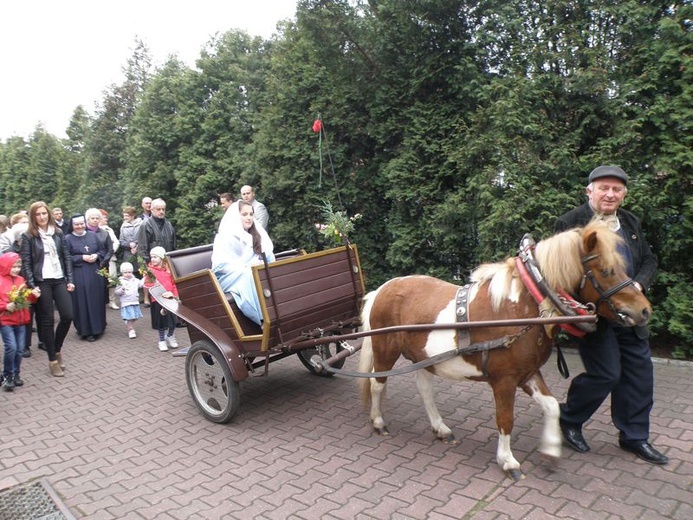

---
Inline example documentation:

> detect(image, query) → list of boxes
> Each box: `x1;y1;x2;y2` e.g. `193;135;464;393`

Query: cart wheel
297;337;346;377
186;340;240;423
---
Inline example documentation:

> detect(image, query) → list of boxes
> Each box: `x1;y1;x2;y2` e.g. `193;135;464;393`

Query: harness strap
517;234;596;336
455;284;472;350
455;283;494;378
317;336;511;378
555;342;570;379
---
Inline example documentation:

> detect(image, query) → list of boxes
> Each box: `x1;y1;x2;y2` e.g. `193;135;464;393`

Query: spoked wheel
185;340;240;423
297;336;347;377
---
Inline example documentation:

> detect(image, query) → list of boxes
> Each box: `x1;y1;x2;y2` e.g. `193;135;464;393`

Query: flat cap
588;165;628;185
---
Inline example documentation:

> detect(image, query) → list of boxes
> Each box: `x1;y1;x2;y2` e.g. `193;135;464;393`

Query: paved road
1;309;691;519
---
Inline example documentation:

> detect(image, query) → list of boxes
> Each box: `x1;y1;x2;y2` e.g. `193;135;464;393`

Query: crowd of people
0;185;270;388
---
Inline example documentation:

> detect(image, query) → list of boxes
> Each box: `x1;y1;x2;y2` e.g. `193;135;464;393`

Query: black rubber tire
185;340;241;423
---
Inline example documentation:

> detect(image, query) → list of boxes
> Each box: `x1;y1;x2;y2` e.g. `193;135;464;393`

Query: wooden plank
257;253;362;349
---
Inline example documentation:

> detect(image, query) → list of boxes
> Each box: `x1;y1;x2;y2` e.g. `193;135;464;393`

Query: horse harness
579;253;638;324
517;234;596;338
454;284;533;378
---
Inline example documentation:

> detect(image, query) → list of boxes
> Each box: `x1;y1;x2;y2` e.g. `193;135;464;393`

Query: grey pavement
1;307;691;519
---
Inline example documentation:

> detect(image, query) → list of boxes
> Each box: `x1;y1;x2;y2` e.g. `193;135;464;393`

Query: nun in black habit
65;214;108;341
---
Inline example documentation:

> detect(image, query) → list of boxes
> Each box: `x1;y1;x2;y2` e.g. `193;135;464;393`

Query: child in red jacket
143;247;179;352
0;252;40;390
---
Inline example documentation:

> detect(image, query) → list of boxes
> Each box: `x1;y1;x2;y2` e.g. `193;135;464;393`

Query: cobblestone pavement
1;309;691;519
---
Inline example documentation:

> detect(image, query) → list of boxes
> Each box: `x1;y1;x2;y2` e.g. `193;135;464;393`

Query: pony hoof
373;426;389;436
440;434;460;445
506;468;525;481
539;453;560;470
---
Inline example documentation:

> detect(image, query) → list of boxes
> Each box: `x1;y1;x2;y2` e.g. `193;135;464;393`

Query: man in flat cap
554;165;667;465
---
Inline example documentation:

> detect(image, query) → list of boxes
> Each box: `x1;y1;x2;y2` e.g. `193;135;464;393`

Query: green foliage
317;200;362;246
0;1;691;356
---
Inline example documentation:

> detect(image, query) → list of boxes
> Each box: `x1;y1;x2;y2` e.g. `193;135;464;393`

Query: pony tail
358;289;378;407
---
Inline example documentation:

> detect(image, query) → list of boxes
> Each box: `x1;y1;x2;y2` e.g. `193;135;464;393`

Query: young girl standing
144;247;179;351
114;262;144;339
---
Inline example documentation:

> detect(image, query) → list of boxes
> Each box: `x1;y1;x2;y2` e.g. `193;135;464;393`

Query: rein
317;335;513;378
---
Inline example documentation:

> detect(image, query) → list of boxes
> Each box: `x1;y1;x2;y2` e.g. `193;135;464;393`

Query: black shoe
22;347;32;358
560;420;590;452
619;441;668;465
13;375;24;387
86;335;96;342
38;342;46;351
2;376;15;392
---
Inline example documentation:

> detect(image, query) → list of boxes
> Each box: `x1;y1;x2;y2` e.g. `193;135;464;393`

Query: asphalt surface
1;307;691;519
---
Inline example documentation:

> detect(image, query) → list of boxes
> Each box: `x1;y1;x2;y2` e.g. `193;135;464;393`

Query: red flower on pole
312;119;323;133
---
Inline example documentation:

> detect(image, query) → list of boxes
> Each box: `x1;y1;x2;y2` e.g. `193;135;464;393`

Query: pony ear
583;230;598;253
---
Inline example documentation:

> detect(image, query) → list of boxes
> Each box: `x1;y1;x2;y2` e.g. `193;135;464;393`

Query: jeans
2;324;26;377
36;279;73;362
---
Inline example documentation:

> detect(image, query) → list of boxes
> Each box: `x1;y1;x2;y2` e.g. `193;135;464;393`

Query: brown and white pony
358;222;652;479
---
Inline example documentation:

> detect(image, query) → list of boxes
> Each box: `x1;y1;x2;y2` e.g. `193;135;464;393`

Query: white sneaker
128;330;137;339
158;341;169;352
166;335;179;349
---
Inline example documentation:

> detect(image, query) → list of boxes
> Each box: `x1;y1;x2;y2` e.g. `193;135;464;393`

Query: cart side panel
173;270;263;352
255;246;364;349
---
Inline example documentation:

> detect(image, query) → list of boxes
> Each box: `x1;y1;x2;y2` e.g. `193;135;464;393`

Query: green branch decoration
316;200;362;247
97;267;121;287
133;254;157;283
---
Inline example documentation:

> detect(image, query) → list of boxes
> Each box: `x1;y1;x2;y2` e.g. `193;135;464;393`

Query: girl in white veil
211;200;275;325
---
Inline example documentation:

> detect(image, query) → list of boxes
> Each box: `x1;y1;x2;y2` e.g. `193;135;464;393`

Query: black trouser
36;279;73;362
24;304;42;348
562;321;654;442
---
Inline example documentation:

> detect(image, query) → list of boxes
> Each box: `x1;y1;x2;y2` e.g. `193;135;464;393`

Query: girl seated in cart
211;200;275;325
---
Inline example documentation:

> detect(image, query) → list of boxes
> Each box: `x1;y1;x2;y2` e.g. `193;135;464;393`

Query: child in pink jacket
143;247;179;352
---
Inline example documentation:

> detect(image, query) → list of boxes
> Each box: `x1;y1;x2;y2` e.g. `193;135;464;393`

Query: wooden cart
149;244;365;423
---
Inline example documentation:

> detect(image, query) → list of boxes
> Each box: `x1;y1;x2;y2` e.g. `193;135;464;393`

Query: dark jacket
137;217;176;263
20;229;74;288
555;202;657;292
89;226;114;269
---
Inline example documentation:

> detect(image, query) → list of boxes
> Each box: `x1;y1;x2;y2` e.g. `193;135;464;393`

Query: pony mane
470;258;519;311
534;219;625;291
470;219;625;310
